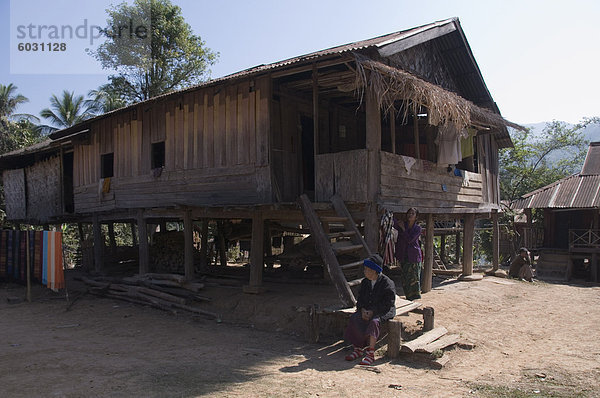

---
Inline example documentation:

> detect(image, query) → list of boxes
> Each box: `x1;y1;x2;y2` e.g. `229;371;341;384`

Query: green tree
86;85;128;114
38;91;96;134
499;119;597;204
0;83;38;122
90;0;218;103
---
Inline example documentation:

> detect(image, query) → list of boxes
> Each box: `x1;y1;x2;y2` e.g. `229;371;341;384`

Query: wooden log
137;210;149;275
492;209;499;271
245;212;265;293
93;214;103;273
462;214;475;276
132;286;187;305
401;326;448;353
184;210;194;280
423;306;434;332
386;319;402;359
307;304;320;343
416;333;460;354
422;213;434;293
138;273;186;283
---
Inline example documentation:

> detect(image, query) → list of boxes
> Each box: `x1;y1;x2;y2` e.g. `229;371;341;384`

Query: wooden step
327;230;357;239
333;244;364;255
320;216;348;223
347;278;364;287
340;260;364;270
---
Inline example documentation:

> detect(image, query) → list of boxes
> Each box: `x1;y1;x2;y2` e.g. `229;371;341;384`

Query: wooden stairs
297;194;375;307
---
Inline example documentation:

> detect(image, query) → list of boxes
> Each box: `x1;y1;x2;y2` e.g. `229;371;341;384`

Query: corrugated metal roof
514;174;600;209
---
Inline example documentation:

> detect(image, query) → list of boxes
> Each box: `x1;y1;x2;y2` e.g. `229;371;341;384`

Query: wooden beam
422;213;434;293
455;231;461;265
108;223;117;253
137;210;149;275
199;218;209;271
312;63;320;176
244;212;265;293
492;209;499;271
413;103;420;159
462;213;475;276
183;210;194;280
130;222;137;246
386;319;402;359
390;112;396;154
364;87;381;252
92;214;103;273
440;234;446;263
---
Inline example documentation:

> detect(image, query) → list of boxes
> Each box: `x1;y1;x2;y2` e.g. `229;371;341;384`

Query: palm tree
39;91;96;134
86;85;127;114
0;83;38;122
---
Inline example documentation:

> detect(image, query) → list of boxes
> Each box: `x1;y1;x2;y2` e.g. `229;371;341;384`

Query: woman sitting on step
343;257;396;365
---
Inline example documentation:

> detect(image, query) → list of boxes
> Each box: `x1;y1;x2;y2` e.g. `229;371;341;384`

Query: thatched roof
353;55;524;133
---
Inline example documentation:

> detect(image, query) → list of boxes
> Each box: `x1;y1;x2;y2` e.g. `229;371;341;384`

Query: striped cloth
45;231;65;291
379;210;397;267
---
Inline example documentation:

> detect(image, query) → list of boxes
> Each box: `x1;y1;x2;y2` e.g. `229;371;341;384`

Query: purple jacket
394;219;423;263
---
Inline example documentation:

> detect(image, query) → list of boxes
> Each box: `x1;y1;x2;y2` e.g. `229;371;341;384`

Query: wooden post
440;234;446;264
107;223;117;254
217;221;228;267
524;208;533;248
199;218;209;271
423;307;435;332
130;222;138;246
92;214;103;273
462;214;475;276
591;253;598;283
492;210;500;271
422;213;434;293
386;319;402;359
264;221;273;268
184;210;194;281
77;223;85;243
455;231;461;265
312;63;319;191
413;102;420;159
390;112;396;154
244;212;265;294
364;86;381;252
137;210;149;275
26;231;31;303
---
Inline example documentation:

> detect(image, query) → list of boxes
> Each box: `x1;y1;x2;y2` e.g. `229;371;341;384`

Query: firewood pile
76;273;217;319
149;232;202;274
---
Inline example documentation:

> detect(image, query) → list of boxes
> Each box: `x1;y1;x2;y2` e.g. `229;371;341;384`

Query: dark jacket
356;273;396;320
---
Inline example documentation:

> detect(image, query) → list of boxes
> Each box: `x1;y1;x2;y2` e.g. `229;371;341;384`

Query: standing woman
394;208;423;300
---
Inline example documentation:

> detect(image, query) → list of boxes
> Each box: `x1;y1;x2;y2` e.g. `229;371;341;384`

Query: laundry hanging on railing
0;230;64;291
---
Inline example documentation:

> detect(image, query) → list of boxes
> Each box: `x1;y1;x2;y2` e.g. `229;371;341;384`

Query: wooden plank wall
315;149;368;202
73;76;271;213
379;151;484;213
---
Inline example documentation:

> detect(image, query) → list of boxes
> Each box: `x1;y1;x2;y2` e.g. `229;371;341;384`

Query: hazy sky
2;0;600;126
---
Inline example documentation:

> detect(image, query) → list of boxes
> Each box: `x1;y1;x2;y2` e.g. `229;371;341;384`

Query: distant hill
518;121;600;168
524;121;600;143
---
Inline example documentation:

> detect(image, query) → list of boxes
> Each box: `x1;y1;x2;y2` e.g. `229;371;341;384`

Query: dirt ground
1;270;599;398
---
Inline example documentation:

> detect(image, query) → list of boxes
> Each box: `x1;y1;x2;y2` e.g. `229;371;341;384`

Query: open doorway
300;115;315;198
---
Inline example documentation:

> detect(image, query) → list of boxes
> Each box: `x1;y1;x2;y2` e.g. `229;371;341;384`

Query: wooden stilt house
0;18;517;306
513;142;600;282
